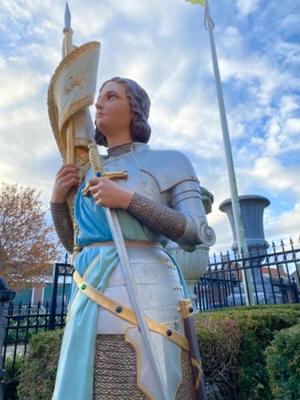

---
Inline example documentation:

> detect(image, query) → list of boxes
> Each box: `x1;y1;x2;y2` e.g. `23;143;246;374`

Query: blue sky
0;0;299;252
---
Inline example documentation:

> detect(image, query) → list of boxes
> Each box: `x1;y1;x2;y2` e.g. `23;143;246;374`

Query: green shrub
3;355;24;400
17;329;63;400
196;316;241;398
14;304;300;400
6;316;48;345
266;323;300;400
195;304;300;400
4;355;24;384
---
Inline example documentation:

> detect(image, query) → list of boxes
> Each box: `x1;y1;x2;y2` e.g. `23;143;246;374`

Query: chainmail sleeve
50;202;74;253
127;178;215;252
127;193;187;242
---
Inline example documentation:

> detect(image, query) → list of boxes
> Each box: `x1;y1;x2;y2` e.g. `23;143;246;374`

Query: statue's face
95;81;132;137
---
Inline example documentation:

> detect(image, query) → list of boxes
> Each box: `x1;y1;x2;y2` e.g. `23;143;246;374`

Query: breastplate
103;152;167;204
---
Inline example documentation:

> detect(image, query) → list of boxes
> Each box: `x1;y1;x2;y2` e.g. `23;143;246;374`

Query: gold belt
87;240;161;248
74;240;161;253
73;270;189;352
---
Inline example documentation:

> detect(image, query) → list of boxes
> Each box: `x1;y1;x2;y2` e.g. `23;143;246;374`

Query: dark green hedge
3;355;24;400
17;329;63;400
266;323;300;400
14;304;300;400
195;304;300;400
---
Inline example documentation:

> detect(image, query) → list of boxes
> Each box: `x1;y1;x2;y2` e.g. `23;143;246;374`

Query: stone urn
219;194;270;255
166;243;210;300
220;194;271;303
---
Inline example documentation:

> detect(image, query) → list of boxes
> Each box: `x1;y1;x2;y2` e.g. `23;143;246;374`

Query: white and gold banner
48;41;100;171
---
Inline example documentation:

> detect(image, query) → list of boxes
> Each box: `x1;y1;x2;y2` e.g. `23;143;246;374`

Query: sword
88;143;169;400
179;299;207;400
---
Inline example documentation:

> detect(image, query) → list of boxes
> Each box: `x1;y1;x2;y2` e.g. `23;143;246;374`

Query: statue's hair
95;77;151;147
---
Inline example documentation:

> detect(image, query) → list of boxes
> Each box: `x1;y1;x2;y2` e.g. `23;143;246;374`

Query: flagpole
204;0;253;305
63;2;75;164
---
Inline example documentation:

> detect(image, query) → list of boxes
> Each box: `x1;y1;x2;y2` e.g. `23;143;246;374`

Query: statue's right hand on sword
88;176;132;209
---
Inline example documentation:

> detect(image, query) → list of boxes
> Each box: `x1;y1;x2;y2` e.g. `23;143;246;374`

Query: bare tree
0;183;59;290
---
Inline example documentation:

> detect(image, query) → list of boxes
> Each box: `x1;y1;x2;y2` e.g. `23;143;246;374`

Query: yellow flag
186;0;206;6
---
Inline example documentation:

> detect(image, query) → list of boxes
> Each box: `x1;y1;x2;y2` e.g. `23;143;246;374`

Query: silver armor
92;142;215;399
102;142;215;251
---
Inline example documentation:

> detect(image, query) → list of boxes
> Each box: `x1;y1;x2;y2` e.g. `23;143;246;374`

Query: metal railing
1;238;300;398
1;260;73;399
195;238;300;310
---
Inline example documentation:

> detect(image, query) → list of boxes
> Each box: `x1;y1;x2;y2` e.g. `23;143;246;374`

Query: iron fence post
291;277;300;303
0;278;15;400
48;264;59;330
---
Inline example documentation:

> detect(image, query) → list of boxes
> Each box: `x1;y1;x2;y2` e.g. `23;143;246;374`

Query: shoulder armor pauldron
134;148;199;192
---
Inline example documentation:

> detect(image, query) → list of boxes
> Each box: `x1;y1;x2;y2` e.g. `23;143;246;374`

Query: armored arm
127;179;215;252
127;148;215;251
127;193;187;242
169;179;215;251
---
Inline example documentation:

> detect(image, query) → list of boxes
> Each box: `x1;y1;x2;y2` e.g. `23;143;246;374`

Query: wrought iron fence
195;238;300;310
48;261;73;330
1;238;300;399
1;261;73;398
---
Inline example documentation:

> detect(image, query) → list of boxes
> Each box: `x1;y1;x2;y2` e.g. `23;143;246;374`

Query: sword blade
104;207;168;400
87;143;168;398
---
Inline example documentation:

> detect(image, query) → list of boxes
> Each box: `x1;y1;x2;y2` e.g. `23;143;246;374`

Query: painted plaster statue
50;77;215;400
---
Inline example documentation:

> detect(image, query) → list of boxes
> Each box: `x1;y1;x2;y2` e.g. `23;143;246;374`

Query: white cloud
248;157;300;196
221;26;243;51
0;69;46;108
236;0;260;17
0;0;299;254
279;95;299;116
219;55;288;106
285;118;300;135
265;202;300;242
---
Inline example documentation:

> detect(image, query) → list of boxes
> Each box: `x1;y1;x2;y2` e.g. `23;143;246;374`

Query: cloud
236;0;260;17
265;202;300;242
0;0;299;255
0;68;46;108
248;157;300;196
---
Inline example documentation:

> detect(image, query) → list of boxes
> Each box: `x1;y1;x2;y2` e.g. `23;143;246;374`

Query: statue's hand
89;177;133;209
51;164;80;203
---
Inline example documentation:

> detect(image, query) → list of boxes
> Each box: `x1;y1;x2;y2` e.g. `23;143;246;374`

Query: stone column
219;195;270;301
0;278;15;400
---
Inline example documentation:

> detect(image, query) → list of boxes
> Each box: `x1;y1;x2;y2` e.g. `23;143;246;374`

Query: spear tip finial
64;2;71;30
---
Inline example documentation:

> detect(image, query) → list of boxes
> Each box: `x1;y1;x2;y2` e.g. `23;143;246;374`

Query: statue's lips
97;113;105;118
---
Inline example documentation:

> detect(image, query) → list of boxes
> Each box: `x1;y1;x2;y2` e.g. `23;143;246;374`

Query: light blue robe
52;168;187;400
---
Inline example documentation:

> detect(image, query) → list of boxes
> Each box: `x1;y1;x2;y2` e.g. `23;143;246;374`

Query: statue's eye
108;93;118;100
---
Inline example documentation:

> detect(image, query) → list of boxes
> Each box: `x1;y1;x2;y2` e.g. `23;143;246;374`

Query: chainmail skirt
93;334;195;400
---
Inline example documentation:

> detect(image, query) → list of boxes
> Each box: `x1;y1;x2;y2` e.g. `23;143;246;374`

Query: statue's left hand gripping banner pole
47;3;100;213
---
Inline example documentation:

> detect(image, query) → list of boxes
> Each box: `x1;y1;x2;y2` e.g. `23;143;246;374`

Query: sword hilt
82;143;128;196
82;170;128;196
